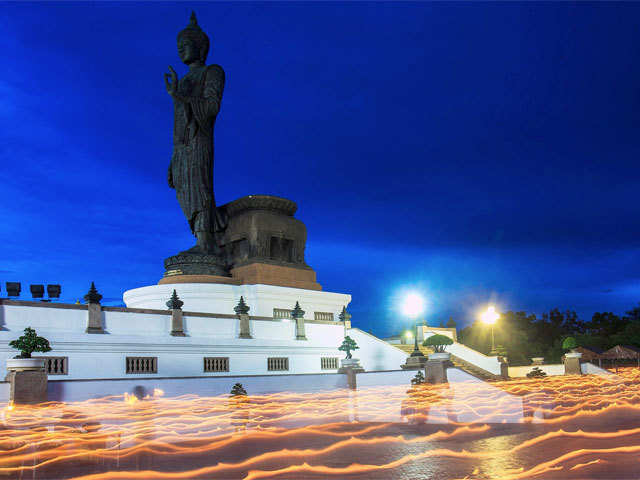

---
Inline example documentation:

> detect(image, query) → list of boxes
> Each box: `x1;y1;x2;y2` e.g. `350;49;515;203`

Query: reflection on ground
2;368;640;479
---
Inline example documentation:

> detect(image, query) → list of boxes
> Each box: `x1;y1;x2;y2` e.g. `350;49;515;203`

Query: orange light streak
1;369;640;479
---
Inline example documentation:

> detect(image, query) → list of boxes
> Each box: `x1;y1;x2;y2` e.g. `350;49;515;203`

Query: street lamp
402;293;425;357
404;329;413;345
481;305;500;355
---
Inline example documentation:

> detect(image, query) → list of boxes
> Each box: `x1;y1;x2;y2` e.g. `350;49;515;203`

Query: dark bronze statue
165;12;225;253
161;13;314;282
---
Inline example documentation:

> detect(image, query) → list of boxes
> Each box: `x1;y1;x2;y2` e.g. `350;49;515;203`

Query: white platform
123;283;351;319
0;282;408;380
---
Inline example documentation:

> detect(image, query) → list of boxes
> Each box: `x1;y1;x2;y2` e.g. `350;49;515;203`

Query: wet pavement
2;368;640;479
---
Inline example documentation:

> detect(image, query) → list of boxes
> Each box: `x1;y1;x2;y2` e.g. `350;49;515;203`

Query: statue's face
178;37;200;65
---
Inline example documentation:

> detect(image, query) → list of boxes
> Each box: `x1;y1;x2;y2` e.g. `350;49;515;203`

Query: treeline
458;304;640;366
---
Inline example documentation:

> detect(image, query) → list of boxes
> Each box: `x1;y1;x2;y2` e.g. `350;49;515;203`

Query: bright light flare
404;330;413;339
401;293;425;318
481;305;499;325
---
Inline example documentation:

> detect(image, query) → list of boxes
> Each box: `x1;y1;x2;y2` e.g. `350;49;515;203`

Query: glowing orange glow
1;368;640;479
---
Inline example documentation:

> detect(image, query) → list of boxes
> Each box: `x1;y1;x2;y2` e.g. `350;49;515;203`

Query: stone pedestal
344;367;357;390
531;357;544;365
238;314;252;339
401;355;427;370
295;316;307;340
86;303;105;334
401;350;427;370
170;309;186;336
500;360;509;379
425;353;451;384
338;358;364;373
5;358;47;404
564;352;582;375
230;263;321;291
338;359;363;390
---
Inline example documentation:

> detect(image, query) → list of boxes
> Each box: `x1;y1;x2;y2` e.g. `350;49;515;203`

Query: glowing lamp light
401;293;425;318
482;305;499;325
404;330;413;339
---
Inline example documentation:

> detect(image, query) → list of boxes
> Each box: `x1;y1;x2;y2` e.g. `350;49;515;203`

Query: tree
623;304;640;323
9;327;51;358
562;336;578;351
339;336;359;359
423;334;453;353
446;317;457;329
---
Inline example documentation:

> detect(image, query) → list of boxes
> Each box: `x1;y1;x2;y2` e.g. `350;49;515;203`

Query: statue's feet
183;244;205;254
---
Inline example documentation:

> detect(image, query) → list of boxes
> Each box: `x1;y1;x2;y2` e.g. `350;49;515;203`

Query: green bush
339;336;359;359
9;327;51;358
423;334;453;353
562;336;578;351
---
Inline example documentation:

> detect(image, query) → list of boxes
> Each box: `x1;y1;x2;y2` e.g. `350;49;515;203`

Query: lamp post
402;294;425;355
399;294;428;371
481;305;500;356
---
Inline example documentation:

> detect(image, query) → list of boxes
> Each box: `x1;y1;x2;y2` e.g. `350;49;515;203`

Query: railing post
234;296;252;339
84;282;104;334
167;290;186;336
292;302;307;340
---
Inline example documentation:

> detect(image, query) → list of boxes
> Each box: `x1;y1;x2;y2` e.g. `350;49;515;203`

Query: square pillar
7;370;47;404
234;296;252;339
238;314;252;339
564;352;582;375
291;301;307;341
167;289;186;336
86;303;104;334
170;309;186;336
84;282;105;334
426;353;451;384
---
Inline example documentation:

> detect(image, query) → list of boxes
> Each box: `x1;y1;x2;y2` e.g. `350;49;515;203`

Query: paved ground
3;369;640;480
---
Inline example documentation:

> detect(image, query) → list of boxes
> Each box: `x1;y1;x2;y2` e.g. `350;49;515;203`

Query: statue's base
231;263;321;291
164;252;229;277
160;274;240;286
161;261;321;291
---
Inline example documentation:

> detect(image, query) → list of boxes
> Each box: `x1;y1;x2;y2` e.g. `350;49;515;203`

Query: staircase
393;344;502;381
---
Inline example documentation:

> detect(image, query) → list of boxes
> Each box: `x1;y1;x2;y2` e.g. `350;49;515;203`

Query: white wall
581;362;613;375
348;328;408;371
42;373;350;403
0;303;405;380
123;283;351;319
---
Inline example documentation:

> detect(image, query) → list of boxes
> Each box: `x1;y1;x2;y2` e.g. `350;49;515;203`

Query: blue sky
1;2;639;337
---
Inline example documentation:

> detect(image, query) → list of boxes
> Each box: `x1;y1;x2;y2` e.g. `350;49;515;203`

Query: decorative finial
339;306;351;322
234;296;250;315
291;301;305;320
190;11;198;26
166;289;184;310
84;282;102;304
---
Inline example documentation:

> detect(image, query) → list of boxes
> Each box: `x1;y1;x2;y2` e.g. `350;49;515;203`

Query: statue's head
177;12;210;65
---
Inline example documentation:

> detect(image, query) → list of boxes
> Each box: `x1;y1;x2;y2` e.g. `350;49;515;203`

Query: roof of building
603;345;640;359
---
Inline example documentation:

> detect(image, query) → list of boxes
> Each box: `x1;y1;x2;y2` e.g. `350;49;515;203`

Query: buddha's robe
169;64;225;235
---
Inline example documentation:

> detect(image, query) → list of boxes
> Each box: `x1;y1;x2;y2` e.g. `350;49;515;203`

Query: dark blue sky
1;2;639;337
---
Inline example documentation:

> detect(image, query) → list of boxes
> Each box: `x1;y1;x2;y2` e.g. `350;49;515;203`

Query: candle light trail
1;368;639;479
